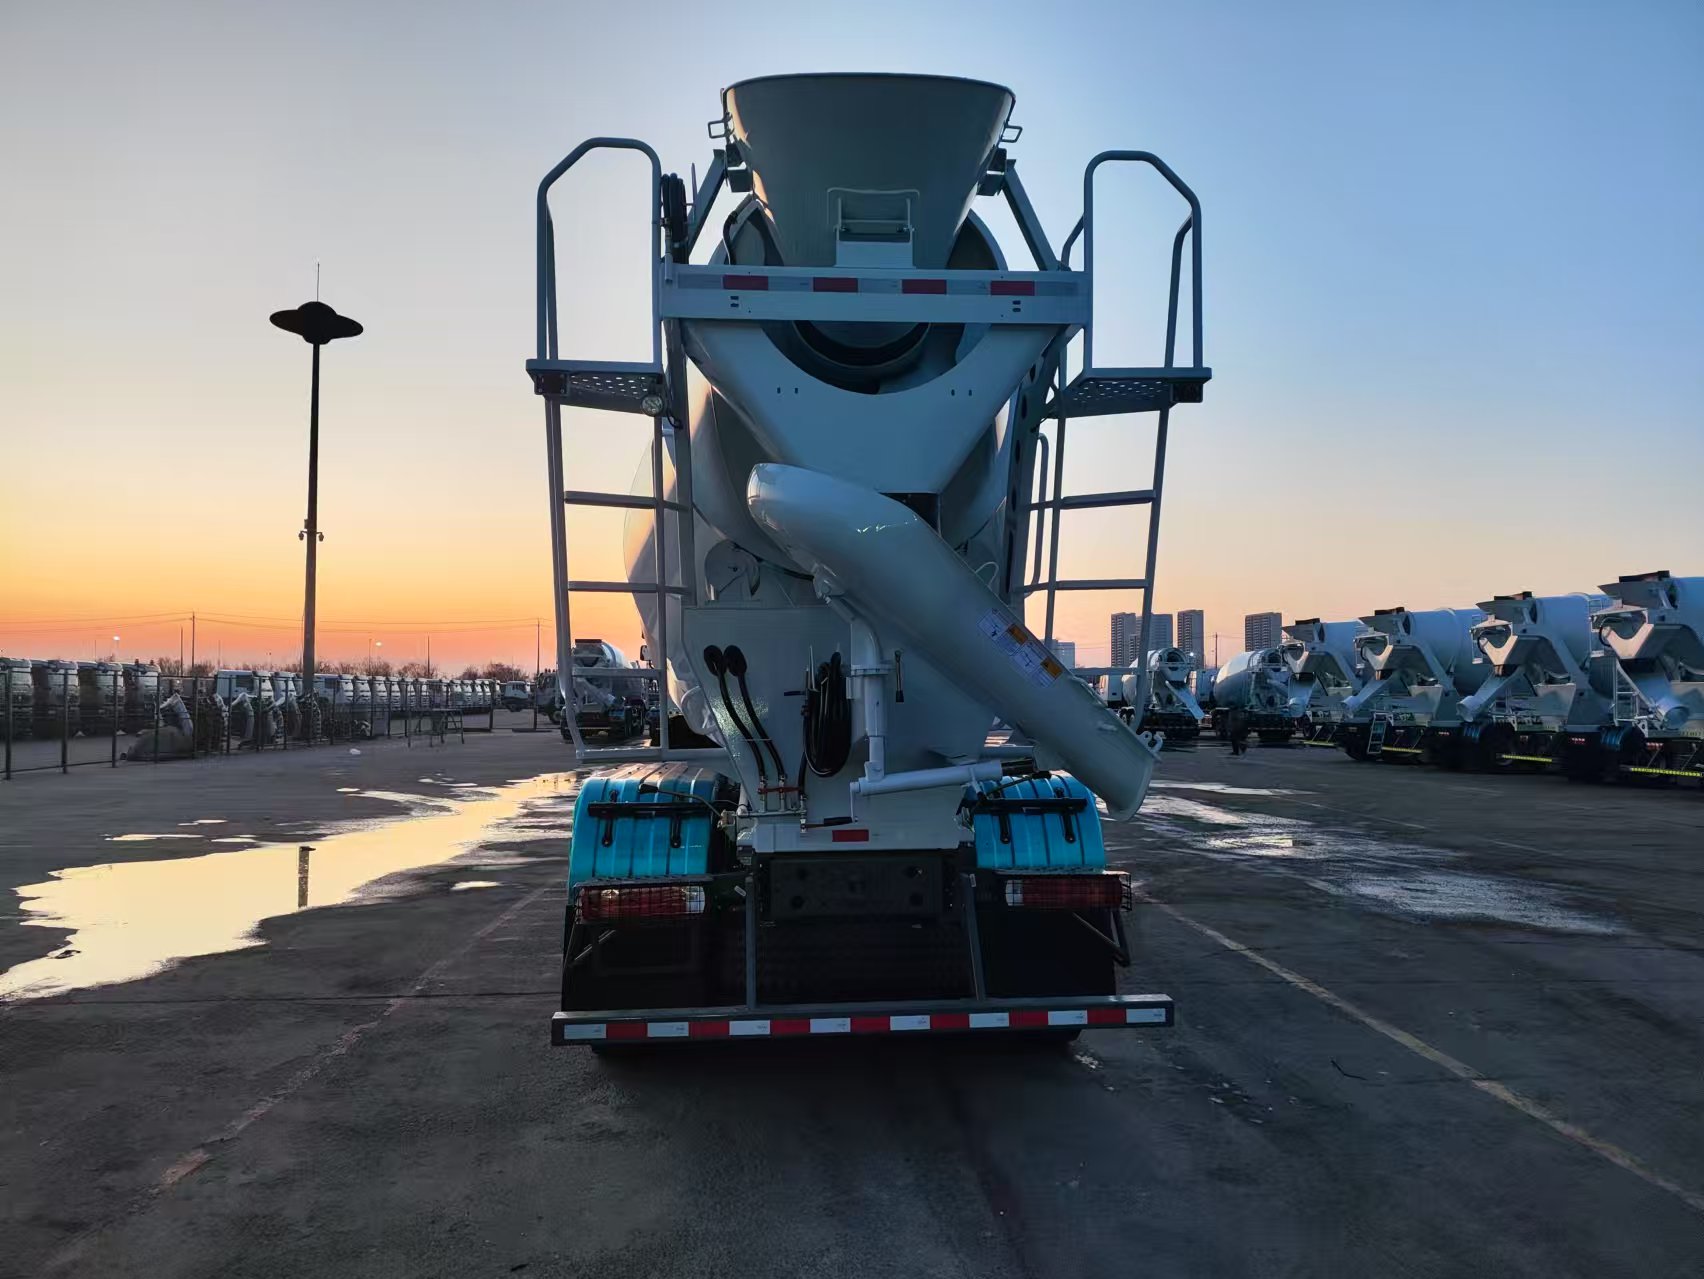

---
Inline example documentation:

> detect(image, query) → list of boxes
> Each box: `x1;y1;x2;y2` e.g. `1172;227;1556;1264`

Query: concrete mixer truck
1338;606;1488;764
530;73;1208;1046
566;639;650;740
1455;590;1615;774
1121;647;1205;744
1208;648;1296;744
1584;571;1704;786
1281;618;1368;747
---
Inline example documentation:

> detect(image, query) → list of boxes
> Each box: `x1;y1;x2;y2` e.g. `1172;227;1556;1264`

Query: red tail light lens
1002;872;1130;911
579;884;706;921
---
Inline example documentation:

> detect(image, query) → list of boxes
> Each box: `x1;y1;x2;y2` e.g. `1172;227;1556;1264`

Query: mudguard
568;764;733;890
964;774;1106;871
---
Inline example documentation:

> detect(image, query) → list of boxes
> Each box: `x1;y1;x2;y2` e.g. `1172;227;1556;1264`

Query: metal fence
2;669;505;780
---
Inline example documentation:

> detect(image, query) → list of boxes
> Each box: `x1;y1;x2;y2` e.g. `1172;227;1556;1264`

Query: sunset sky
4;2;1700;674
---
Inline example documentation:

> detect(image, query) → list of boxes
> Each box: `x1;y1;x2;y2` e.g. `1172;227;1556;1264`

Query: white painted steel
1459;592;1615;729
1120;647;1204;723
722;74;1014;270
1209;648;1292;716
1344;607;1489;723
747;463;1160;819
1594;574;1704;732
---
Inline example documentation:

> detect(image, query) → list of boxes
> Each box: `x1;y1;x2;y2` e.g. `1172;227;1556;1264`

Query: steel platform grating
527;359;666;415
1048;367;1211;418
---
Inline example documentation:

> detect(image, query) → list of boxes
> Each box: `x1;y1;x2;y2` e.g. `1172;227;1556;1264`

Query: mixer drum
723;73;1014;271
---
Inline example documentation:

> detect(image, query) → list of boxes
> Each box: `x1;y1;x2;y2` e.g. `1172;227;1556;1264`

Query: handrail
535;137;663;364
1073;151;1204;372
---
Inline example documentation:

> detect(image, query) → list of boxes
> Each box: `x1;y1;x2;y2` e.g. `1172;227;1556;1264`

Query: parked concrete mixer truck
529;73;1208;1047
1338;606;1488;764
566;639;650;740
1281;618;1368;747
1209;649;1296;744
1454;590;1615;774
1121;647;1205;744
1585;571;1704;787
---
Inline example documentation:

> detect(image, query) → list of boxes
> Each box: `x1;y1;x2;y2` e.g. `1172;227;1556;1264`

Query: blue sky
3;1;1700;666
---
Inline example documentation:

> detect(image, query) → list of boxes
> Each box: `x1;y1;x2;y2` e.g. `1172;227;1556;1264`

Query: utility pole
190;612;196;673
426;634;432;678
535;618;541;676
270;298;363;694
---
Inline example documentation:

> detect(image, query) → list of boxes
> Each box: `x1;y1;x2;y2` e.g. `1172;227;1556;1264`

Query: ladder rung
567;580;690;595
1019;578;1148;594
1026;489;1155;512
563;490;687;512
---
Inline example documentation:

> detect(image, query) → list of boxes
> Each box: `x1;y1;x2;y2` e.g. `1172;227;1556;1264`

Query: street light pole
271;299;363;694
304;340;322;683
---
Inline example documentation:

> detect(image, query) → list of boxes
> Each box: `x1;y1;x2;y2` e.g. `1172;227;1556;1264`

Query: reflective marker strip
560;1005;1170;1041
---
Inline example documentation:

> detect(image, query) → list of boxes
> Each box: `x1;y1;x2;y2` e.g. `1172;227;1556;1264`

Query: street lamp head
270;300;363;346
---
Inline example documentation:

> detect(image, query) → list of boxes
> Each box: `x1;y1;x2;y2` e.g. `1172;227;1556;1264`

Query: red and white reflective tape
677;271;1080;297
558;1003;1169;1042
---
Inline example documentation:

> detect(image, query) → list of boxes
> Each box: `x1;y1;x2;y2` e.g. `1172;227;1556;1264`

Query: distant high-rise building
1244;611;1282;651
1053;640;1077;670
1110;612;1139;668
1177;609;1205;667
1145;613;1174;653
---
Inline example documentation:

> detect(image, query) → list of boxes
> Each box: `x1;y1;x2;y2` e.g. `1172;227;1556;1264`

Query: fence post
4;668;11;781
60;670;69;774
111;670;119;767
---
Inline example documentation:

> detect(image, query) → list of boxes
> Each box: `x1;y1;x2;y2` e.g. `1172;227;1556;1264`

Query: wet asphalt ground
1;731;1701;1277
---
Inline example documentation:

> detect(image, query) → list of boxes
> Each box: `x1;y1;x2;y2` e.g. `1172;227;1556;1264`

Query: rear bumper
552;992;1173;1045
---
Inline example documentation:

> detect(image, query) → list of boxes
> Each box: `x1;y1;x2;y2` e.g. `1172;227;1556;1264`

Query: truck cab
76;660;125;732
2;656;35;737
32;660;81;736
122;662;161;732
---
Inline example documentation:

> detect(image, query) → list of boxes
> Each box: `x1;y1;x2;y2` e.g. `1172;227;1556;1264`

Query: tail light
1002;872;1130;911
578;883;706;921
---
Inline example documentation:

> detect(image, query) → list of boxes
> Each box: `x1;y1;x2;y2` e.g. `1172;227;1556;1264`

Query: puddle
1132;790;1619;935
105;834;202;843
1205;832;1324;859
450;881;501;892
211;836;258;845
1141;795;1257;827
1338;870;1617;934
1150;781;1308;798
0;773;576;1001
177;819;227;827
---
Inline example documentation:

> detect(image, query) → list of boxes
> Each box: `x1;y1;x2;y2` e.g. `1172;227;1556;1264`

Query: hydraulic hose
723;645;786;783
803;652;852;777
703;645;767;787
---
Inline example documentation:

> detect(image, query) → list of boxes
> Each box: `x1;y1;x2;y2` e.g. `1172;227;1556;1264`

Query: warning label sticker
978;609;1065;688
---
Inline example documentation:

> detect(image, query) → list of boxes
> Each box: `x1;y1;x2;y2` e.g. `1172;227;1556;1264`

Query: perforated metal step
527;359;667;415
1048;367;1211;418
